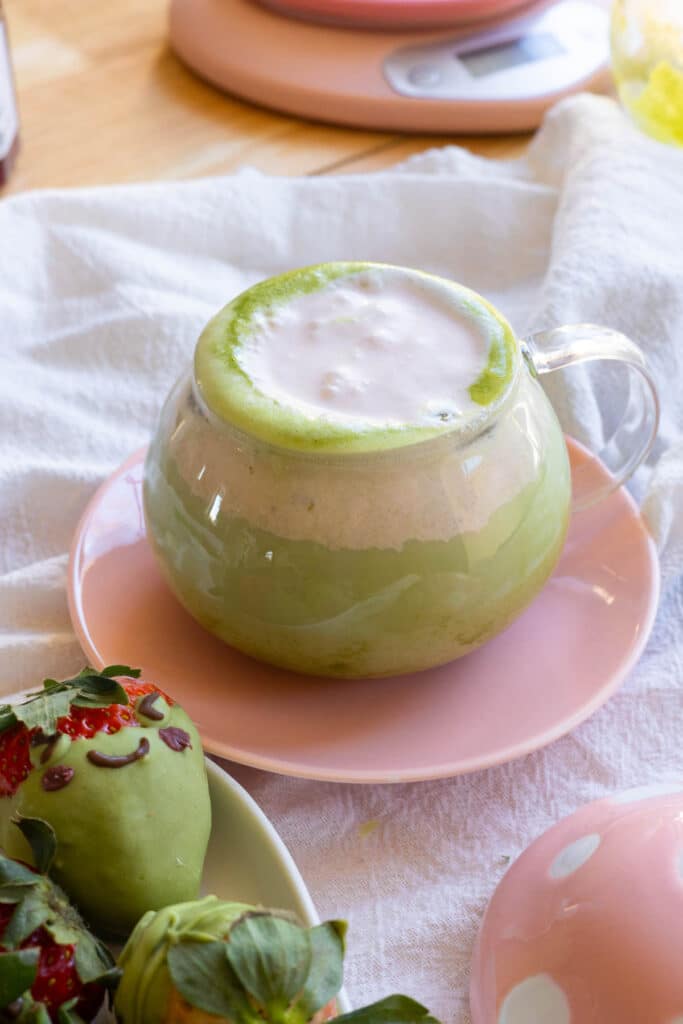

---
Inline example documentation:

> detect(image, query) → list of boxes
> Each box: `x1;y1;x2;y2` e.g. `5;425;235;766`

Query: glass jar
144;272;658;679
146;365;571;679
611;0;683;146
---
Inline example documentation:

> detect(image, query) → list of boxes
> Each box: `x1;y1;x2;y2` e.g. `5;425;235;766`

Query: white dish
203;759;350;1013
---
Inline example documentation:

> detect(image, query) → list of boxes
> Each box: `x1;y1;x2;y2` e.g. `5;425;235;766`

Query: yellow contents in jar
628;60;683;145
611;0;683;146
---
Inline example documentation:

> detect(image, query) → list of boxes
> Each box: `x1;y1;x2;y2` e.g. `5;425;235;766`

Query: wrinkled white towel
1;94;683;1023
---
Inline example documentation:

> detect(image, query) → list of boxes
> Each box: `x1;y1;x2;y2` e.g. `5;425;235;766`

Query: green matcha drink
144;263;571;678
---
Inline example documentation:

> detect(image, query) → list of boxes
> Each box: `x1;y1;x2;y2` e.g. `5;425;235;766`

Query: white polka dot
549;834;601;879
610;783;683;804
499;974;570;1024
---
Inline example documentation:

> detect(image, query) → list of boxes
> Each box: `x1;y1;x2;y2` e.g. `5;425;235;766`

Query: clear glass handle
524;324;660;510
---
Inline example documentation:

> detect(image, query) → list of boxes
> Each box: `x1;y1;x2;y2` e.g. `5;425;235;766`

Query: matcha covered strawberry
115;897;439;1024
0;667;211;937
0;820;118;1023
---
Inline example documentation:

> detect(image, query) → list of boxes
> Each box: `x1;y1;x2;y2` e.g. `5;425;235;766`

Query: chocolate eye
159;727;192;752
42;766;75;792
137;692;165;722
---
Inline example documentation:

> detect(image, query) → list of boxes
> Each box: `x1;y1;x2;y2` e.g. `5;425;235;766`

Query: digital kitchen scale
169;0;611;133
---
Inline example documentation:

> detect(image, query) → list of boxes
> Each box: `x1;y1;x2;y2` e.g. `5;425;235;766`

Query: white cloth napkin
1;94;683;1023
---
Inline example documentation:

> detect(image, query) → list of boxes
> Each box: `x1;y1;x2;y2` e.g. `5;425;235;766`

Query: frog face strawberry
0;819;118;1023
0;667;211;938
115;896;439;1024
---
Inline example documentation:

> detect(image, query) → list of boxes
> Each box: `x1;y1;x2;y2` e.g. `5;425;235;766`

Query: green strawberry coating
116;896;250;1023
0;686;211;939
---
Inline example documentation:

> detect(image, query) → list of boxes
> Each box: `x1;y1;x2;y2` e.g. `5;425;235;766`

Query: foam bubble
239;271;490;429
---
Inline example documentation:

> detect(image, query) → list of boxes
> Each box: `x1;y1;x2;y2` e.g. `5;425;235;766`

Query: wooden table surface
3;0;528;195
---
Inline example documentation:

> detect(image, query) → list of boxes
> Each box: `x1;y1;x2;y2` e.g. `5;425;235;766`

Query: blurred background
2;0;679;195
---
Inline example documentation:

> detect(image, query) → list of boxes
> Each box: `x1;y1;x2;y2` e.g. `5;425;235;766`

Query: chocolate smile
87;737;150;768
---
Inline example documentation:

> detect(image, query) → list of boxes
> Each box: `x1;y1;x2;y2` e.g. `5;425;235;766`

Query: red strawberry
0;904;103;1021
0;669;175;797
0;727;32;798
55;678;171;739
0;820;118;1023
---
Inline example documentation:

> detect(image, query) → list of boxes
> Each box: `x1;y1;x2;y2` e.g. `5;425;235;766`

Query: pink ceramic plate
67;441;659;784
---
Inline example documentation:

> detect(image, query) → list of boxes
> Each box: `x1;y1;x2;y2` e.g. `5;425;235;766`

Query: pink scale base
68;440;659;784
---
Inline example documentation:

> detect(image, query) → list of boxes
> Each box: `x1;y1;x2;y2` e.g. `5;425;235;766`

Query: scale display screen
459;32;566;77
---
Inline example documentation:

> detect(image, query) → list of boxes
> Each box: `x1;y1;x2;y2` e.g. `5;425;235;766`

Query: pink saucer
67;441;659;784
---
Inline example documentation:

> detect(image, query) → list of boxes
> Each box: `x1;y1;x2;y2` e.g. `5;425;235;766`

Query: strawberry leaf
57;670;131;709
0;886;38;904
14;690;73;735
70;690;128;709
3;889;50;948
334;996;441;1024
226;912;313;1020
0;857;39;888
13;817;57;875
167;941;261;1023
0;948;39;1009
57;997;87;1023
99;665;140;679
30;1004;52;1024
289;921;346;1023
58;665;139;687
73;930;118;986
0;706;17;734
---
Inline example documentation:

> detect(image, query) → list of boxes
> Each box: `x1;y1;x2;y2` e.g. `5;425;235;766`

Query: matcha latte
144;263;571;677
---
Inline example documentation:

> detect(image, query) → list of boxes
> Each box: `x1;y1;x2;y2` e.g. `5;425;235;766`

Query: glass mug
144;265;659;679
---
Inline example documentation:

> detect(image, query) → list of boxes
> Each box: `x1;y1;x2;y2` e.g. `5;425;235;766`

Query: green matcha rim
194;262;519;454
